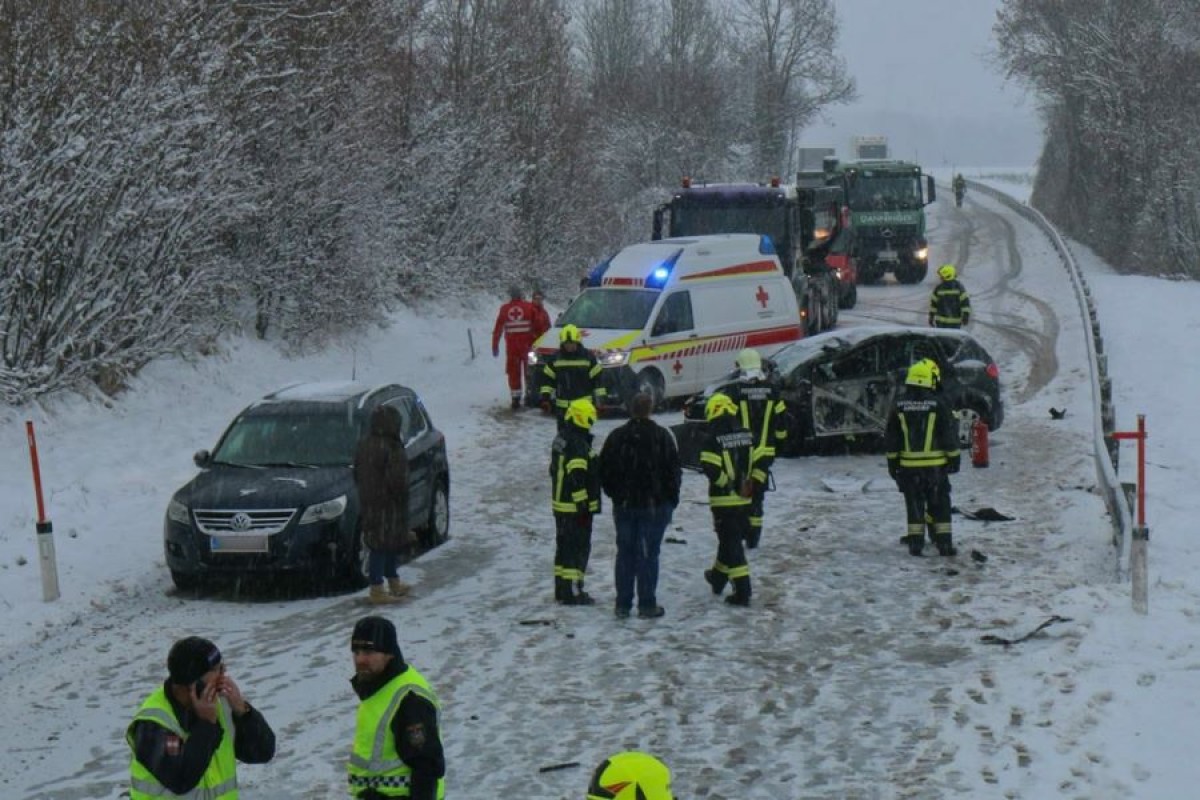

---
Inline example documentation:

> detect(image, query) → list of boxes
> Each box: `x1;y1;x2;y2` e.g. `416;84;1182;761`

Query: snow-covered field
2;179;1199;799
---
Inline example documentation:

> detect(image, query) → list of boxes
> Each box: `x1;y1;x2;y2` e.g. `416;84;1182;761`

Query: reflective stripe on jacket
540;348;606;406
885;392;960;470
700;422;754;509
347;667;444;799
127;688;237;800
549;430;600;514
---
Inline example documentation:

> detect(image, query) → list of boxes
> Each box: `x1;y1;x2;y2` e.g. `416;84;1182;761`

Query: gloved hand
492;346;499;358
946;456;961;474
577;511;593;529
745;529;761;550
539;398;551;413
739;479;755;499
888;462;900;481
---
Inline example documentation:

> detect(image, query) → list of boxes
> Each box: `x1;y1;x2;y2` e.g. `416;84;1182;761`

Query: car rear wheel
631;369;665;411
418;479;450;549
954;405;983;449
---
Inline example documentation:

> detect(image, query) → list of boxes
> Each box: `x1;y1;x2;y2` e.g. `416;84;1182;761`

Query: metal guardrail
964;180;1133;578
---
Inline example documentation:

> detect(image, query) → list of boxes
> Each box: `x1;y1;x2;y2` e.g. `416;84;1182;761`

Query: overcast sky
804;0;1044;168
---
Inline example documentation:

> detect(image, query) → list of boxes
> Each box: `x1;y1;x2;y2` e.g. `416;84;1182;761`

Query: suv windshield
558;288;659;330
212;411;358;467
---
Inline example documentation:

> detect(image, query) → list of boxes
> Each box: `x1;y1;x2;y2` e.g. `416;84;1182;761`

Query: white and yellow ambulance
531;233;806;409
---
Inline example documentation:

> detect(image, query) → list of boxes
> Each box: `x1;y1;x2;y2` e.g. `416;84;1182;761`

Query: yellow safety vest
127;687;237;799
348;667;445;799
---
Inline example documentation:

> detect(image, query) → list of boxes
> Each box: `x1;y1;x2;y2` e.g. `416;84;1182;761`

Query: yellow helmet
906;358;941;389
705;392;738;421
938;264;956;281
565;397;597;429
560;324;582;343
586;751;674;800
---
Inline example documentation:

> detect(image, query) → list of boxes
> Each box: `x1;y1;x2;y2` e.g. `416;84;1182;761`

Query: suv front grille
193;508;296;536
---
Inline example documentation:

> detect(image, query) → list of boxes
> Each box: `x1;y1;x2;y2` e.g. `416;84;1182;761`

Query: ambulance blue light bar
645;248;684;289
586;255;614;287
759;235;777;255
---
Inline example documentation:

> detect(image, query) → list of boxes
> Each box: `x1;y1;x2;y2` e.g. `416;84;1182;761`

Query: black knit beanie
167;636;222;685
351;616;404;662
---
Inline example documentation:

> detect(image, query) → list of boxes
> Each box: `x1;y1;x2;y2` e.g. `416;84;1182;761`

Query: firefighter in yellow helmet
550;397;602;605
586;751;674;799
720;348;788;549
541;324;607;426
928;263;971;328
699;392;756;605
884;359;961;556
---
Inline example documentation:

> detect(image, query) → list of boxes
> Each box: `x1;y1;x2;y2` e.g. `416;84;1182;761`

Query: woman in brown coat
354;405;413;603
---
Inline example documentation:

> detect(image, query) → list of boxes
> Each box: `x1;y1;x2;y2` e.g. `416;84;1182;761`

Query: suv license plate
878;248;898;261
211;535;269;553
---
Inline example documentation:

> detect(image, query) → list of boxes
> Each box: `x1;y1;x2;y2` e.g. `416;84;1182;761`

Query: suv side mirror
193;449;211;468
925;175;936;205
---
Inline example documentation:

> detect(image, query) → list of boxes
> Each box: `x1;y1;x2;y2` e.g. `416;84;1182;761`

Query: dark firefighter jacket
127;681;275;796
350;658;446;800
540;345;606;410
722;378;788;483
699;415;755;510
549;426;601;515
884;387;961;472
929;279;972;327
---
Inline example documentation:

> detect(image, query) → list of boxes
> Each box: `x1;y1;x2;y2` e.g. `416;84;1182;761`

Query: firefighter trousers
899;468;952;542
554;512;593;602
709;510;752;600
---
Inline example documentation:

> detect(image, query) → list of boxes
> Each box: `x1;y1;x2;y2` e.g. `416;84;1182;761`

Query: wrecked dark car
676;325;1003;463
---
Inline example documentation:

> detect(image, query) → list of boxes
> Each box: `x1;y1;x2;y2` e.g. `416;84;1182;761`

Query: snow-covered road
1;186;1124;799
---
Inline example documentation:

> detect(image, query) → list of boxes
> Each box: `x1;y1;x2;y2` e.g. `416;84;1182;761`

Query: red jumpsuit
492;299;539;402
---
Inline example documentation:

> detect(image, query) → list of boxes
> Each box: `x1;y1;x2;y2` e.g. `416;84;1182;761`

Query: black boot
934;534;958;557
905;535;924;556
704;568;726;595
726;577;751;606
574;582;596;605
555;577;574;604
511;396;521;410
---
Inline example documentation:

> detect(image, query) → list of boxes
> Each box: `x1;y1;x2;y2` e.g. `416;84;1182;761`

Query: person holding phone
127;636;275;798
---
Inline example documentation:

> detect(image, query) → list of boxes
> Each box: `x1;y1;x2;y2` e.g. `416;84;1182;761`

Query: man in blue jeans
599;392;682;619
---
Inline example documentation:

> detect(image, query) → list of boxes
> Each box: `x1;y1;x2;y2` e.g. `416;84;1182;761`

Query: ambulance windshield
558;288;659;330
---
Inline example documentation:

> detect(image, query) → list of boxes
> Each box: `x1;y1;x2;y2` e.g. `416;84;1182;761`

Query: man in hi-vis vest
127;636;275;799
348;616;446;799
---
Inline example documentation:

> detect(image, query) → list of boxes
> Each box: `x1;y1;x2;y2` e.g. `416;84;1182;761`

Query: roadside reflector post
25;420;61;602
1112;414;1148;614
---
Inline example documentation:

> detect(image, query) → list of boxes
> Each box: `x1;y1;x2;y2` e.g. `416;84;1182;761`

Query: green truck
825;159;936;284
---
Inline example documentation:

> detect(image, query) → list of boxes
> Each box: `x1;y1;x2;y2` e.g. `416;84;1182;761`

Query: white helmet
735;348;763;379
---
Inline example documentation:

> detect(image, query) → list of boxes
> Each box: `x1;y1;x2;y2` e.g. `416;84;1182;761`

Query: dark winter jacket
353;405;411;552
549;426;601;515
127;681;275;795
351;660;445;800
599;418;681;510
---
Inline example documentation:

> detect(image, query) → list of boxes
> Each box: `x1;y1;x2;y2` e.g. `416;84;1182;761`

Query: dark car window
651;291;694;337
390;397;429;447
213;412;356;467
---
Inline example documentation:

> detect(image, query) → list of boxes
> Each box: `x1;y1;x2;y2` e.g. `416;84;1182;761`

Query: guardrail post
1112;415;1148;614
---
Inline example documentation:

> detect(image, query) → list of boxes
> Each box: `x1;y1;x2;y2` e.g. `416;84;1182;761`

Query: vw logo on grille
230;512;253;531
881;227;894;239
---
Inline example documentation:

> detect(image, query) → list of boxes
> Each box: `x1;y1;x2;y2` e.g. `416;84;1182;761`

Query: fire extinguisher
971;418;990;468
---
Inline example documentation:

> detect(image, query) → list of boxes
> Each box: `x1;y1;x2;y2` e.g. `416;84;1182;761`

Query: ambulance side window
651;292;693;336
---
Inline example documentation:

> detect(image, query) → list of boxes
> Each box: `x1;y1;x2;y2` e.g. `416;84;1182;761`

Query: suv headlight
599;351;629;367
167;498;190;525
299;494;347;525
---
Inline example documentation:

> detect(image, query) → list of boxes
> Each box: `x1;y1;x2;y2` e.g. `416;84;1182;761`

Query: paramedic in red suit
492;286;539;410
